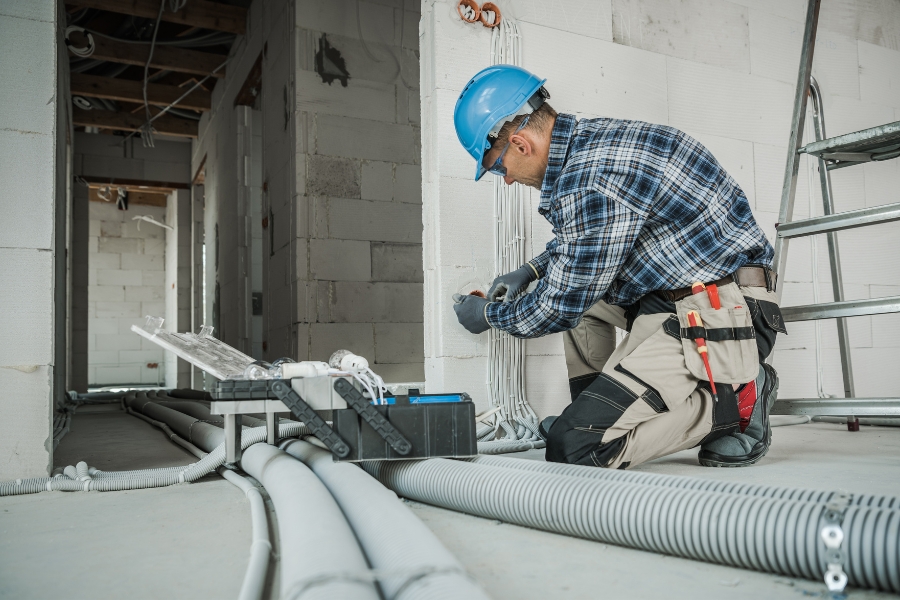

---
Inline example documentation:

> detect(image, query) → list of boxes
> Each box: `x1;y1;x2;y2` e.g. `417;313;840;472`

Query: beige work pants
548;283;780;469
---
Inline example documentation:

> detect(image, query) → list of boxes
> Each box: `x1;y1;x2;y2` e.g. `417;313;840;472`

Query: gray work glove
487;265;537;303
452;293;492;334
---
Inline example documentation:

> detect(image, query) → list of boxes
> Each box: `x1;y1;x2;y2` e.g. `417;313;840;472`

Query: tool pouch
675;302;759;385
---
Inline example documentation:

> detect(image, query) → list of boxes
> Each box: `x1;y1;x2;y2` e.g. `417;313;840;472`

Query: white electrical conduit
217;467;273;600
480;16;543;454
464;455;900;509
280;440;489;600
364;458;900;593
240;443;380;600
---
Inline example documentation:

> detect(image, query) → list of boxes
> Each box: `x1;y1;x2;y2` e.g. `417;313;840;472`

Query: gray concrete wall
87;200;167;385
293;0;424;382
0;0;63;478
194;0;424;382
421;0;900;414
73;133;192;386
165;189;192;388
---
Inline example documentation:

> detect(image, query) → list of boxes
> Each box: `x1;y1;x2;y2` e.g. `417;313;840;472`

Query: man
452;65;787;469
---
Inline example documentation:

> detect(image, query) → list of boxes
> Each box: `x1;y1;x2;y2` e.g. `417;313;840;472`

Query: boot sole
698;364;780;468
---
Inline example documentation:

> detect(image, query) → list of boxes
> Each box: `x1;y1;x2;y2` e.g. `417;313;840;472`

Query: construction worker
452;65;787;469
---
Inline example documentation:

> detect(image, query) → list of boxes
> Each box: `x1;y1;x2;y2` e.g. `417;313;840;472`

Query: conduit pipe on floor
218;467;272;600
280;440;489;600
464;455;900;510
364;458;900;593
240;443;380;600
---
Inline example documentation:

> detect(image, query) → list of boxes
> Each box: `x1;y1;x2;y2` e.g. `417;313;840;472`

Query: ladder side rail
809;77;855;399
773;0;822;298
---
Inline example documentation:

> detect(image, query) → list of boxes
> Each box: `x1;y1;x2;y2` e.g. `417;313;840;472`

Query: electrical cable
64;26;95;58
479;17;542;454
141;0;167;148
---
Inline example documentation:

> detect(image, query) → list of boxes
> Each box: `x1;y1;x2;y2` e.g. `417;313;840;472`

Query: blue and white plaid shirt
485;113;773;338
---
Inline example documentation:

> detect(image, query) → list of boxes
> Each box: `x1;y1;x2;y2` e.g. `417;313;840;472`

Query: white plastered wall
0;1;63;478
421;0;900;416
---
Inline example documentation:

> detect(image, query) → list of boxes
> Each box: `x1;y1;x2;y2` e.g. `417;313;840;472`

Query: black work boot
698;363;779;467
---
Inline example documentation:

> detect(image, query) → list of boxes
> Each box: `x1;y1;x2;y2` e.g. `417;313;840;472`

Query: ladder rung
772;398;900;417
782;296;900;322
776;202;900;239
799;120;900;157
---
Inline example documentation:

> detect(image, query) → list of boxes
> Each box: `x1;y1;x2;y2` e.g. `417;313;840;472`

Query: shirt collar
539;113;578;208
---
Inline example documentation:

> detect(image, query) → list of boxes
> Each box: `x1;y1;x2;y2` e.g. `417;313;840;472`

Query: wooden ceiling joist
84;177;189;193
89;35;226;78
71;73;211;112
65;0;246;35
74;108;198;138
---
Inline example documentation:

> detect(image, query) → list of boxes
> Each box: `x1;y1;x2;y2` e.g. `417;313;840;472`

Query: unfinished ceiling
65;0;250;139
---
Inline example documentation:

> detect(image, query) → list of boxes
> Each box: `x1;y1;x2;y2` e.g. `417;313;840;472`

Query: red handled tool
687;310;718;402
691;280;721;310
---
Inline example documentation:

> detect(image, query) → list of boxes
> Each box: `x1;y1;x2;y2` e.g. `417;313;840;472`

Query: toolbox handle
269;380;350;458
333;379;412;455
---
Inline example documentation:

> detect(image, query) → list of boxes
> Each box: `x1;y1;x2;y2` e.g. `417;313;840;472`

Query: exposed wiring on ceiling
96;186;113;201
122;55;228;145
78;27;233;48
132;214;174;231
64;26;95;58
168;0;187;11
140;0;167;148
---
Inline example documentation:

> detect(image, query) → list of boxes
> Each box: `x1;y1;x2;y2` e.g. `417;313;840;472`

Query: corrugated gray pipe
363;458;900;593
465;455;900;510
240;443;380;600
280;439;489;600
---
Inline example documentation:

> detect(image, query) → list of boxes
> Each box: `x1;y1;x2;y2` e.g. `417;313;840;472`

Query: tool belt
658;265;777;303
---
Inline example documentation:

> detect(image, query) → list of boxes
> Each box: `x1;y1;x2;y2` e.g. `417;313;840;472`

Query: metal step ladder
771;0;900;424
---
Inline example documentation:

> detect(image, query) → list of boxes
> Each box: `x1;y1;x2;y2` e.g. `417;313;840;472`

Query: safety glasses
485;114;530;177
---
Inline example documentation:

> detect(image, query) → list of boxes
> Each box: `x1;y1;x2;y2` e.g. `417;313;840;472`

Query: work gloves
453;293;491;334
487;265;536;303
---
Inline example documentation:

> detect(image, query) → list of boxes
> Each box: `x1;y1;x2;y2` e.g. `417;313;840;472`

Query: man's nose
503;175;515;185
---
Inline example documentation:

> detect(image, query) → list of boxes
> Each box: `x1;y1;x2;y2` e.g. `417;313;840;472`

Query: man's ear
509;133;533;157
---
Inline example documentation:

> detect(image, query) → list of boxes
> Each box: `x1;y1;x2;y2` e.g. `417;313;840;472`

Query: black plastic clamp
333;379;412;455
268;380;350;458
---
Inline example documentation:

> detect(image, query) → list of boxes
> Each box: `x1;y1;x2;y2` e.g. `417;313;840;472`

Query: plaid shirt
485;113;773;338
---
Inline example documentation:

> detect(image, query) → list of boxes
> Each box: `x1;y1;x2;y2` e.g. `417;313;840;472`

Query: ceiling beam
71;73;212;112
88;35;226;78
73;109;198;138
65;0;246;35
84;177;189;193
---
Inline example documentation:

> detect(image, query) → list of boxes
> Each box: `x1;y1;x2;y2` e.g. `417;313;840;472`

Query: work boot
698;363;779;467
538;416;557;441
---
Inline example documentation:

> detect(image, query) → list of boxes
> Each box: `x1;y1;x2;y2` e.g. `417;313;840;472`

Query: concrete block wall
87;201;167;385
293;0;424;383
0;0;64;478
421;0;900;415
194;0;424;383
165;189;192;388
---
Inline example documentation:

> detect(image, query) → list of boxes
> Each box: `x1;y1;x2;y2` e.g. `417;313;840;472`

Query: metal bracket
821;492;851;593
269;380;350;458
333;379;412;455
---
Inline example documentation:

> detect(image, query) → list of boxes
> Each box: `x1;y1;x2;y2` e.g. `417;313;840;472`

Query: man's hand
453;293;492;334
487;265;537;303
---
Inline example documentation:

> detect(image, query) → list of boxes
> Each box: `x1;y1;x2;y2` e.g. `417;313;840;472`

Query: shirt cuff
484;301;502;329
527;251;552;278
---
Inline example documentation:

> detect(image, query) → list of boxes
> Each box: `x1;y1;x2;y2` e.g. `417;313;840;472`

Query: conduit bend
465;455;900;510
240;443;380;600
364;458;900;593
280;440;489;600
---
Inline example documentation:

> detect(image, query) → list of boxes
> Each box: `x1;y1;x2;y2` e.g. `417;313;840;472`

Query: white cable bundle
480;19;544;452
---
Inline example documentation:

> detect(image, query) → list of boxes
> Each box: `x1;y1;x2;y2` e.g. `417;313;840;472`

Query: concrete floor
0;407;898;599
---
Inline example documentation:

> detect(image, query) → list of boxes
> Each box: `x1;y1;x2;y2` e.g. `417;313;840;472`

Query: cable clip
821;492;851;593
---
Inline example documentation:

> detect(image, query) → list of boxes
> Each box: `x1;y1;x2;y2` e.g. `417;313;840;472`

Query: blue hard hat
454;65;548;181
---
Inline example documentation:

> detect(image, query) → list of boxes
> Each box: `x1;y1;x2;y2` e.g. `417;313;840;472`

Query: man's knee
544;372;643;467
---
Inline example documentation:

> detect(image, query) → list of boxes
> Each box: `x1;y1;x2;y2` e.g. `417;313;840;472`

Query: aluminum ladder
771;0;900;425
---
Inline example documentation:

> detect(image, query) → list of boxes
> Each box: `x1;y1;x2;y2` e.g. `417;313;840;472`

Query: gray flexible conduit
240;443;380;600
465;455;900;510
280;440;489;600
364;458;900;593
